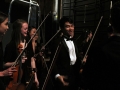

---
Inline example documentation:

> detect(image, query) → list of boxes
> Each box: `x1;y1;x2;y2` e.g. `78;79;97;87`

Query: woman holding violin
27;26;44;89
28;26;55;90
3;19;29;90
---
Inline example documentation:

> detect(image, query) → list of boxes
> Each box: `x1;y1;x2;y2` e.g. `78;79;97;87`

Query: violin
6;44;26;90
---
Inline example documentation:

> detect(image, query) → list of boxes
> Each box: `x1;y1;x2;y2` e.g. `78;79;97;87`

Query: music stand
8;0;40;25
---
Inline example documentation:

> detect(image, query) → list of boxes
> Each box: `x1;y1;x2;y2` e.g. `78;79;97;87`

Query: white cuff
55;74;60;79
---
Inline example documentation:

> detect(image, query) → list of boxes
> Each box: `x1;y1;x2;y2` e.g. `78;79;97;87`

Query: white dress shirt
64;38;77;65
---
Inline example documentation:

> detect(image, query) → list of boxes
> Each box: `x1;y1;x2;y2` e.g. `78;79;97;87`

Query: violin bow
41;42;62;90
82;16;103;62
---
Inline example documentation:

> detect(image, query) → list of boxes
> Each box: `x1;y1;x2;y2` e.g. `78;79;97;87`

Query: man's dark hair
111;1;120;33
59;16;74;28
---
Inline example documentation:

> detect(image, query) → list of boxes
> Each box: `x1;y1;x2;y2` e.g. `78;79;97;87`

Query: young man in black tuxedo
51;17;81;90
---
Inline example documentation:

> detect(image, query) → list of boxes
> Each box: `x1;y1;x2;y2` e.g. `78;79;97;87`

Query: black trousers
54;66;79;90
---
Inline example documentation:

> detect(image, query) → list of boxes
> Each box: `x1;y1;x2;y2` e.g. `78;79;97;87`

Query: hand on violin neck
82;55;88;64
21;56;27;63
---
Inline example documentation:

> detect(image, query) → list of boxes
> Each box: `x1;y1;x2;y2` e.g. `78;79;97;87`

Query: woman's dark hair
59;16;74;28
28;26;36;33
28;26;36;37
0;12;8;24
11;19;27;46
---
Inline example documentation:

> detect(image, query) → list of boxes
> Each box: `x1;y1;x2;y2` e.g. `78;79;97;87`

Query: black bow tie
62;35;74;41
66;38;74;41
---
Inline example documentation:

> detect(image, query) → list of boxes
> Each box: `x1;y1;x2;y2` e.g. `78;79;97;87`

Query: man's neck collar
63;35;74;41
63;35;72;38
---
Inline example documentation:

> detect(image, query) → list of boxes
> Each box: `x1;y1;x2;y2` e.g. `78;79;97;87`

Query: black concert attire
51;35;81;90
83;35;120;90
0;41;3;71
4;40;29;86
0;41;5;90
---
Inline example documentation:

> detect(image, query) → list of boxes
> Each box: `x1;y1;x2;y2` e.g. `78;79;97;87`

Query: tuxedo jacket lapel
73;41;79;56
61;38;69;53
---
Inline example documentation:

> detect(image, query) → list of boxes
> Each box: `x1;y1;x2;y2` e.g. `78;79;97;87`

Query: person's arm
0;67;17;77
4;56;27;67
4;62;14;67
57;75;69;86
31;57;39;87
